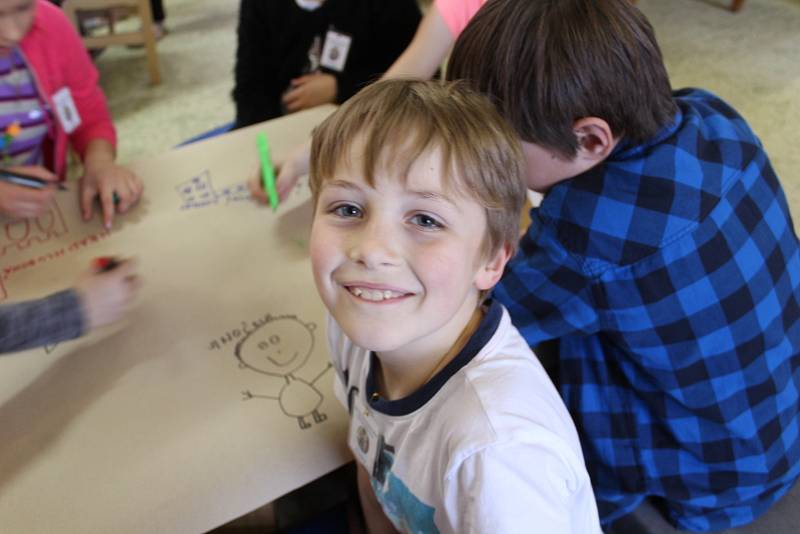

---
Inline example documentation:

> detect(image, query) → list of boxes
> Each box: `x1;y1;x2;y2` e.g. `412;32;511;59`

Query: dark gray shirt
0;289;85;353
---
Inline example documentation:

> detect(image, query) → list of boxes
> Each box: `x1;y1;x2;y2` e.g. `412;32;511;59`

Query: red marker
93;256;120;272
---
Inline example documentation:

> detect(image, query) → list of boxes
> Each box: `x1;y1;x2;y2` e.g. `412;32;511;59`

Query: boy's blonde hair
309;79;526;258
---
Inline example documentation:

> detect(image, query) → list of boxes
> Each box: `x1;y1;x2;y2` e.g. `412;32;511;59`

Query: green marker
256;132;279;212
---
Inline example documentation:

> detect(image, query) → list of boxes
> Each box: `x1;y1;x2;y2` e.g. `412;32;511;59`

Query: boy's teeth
349;287;402;301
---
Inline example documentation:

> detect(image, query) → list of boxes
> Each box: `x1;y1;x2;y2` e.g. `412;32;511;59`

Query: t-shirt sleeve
444;439;601;533
433;0;485;38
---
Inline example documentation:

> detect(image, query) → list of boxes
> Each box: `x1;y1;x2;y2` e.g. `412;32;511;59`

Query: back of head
447;0;678;157
310;79;527;258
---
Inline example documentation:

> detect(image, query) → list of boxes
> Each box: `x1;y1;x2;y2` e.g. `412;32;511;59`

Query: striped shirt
0;48;48;167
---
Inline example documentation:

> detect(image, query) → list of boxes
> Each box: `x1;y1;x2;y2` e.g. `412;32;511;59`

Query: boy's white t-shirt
327;301;602;534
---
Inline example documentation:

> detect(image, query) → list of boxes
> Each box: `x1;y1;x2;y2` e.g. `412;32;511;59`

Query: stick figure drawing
235;315;331;430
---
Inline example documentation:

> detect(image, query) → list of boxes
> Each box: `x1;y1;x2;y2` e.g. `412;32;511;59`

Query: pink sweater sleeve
56;6;116;156
434;0;486;38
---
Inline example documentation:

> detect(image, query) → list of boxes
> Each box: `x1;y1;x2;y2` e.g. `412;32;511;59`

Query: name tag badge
52;87;81;134
349;403;379;472
320;29;352;72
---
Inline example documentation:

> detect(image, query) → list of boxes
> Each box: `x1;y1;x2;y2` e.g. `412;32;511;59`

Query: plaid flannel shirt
495;88;800;531
0;289;84;353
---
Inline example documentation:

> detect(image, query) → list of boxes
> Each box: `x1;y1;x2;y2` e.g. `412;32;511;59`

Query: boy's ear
474;242;513;291
573;117;617;162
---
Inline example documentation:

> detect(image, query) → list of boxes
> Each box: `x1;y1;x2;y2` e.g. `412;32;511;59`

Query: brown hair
310;79;527;258
446;0;678;157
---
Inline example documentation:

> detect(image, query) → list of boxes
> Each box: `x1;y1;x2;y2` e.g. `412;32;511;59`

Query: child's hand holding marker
76;257;141;331
248;139;310;206
0;166;63;219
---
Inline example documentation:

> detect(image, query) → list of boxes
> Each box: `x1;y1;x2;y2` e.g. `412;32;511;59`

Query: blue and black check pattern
495;89;800;531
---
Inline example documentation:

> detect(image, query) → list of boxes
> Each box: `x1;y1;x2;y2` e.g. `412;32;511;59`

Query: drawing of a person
236;316;330;429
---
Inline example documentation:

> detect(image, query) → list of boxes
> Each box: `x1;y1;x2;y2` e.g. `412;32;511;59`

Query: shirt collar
610;106;683;161
365;299;504;416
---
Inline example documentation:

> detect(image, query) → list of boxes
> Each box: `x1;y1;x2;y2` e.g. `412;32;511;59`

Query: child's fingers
14;191;52;218
113;186;132;214
276;173;299;201
283;99;303;112
282;87;308;111
247;174;269;204
114;175;142;214
284;97;305;112
99;189;116;229
105;259;141;293
80;183;97;221
281;87;299;105
290;74;311;86
20;186;54;205
113;258;137;276
275;157;304;201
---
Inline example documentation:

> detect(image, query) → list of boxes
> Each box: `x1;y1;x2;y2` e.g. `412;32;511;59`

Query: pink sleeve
434;0;486;38
47;2;117;156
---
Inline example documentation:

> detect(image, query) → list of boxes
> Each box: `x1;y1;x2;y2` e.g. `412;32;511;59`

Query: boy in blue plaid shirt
447;0;800;531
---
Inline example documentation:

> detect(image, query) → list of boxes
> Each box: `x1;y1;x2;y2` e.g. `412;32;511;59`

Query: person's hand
75;258;141;331
247;172;269;205
0;166;58;219
281;72;337;113
248;140;312;205
80;161;144;229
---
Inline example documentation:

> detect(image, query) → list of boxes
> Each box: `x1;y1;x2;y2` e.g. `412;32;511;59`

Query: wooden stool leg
138;0;161;85
731;0;745;12
143;38;161;85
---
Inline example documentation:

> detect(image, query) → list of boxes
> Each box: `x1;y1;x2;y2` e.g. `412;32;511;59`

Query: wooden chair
62;0;161;85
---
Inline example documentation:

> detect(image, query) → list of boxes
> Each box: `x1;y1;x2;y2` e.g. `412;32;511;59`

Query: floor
85;0;800;531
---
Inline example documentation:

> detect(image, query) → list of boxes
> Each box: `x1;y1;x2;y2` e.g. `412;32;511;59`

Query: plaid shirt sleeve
0;289;85;354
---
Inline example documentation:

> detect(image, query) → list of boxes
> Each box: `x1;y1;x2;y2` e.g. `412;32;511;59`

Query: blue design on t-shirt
374;473;438;534
371;437;438;533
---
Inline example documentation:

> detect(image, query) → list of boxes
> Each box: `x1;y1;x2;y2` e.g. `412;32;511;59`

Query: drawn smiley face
235;317;316;376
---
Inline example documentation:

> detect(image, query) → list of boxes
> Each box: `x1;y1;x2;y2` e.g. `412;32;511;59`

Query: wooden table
0;106;350;533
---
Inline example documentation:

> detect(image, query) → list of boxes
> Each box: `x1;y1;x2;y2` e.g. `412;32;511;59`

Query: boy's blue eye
332;204;362;218
411;213;443;229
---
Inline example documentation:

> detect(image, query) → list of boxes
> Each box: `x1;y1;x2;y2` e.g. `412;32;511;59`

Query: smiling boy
308;79;602;533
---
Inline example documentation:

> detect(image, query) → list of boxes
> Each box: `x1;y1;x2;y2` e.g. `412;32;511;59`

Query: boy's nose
347;220;400;269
